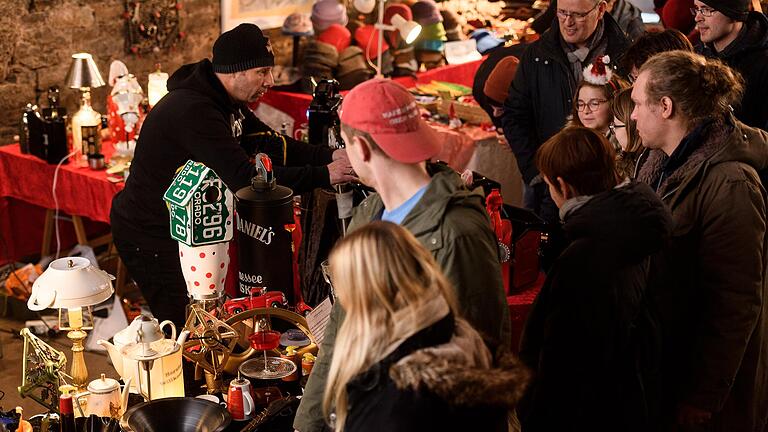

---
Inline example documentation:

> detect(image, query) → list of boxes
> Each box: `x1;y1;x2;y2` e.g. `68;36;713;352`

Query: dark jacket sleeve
293;301;345;432
242;111;334;192
175;99;256;193
502;50;540;184
685;166;766;412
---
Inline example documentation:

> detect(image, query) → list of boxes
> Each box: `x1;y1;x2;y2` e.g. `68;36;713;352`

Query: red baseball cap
340;79;441;163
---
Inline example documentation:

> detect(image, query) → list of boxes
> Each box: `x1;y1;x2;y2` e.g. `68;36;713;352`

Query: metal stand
67;329;89;390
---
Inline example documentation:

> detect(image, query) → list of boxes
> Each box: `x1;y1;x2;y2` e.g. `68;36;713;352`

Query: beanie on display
282;13;314;36
483;56;520;104
701;0;749;21
337;46;373;90
311;0;349;33
470;28;504;54
411;0;442;26
318;24;352;54
440;10;462;41
212;23;275;73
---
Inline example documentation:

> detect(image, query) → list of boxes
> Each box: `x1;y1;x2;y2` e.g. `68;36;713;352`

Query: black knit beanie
212;24;275;73
701;0;750;21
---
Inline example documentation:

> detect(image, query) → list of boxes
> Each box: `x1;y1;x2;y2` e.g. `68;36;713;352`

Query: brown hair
611;88;642;178
640;50;745;127
536;126;619;196
621;29;694;73
570;76;629;128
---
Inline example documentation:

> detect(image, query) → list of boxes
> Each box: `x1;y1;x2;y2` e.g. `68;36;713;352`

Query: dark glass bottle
59;394;76;432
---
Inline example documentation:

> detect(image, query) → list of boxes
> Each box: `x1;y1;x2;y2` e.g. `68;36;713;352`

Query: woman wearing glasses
568;56;629;148
611;87;643;179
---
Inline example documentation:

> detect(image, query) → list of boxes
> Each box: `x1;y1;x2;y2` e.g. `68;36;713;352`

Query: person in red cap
294;79;512;432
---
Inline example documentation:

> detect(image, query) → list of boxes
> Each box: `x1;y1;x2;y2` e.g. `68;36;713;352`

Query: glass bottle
71;90;101;165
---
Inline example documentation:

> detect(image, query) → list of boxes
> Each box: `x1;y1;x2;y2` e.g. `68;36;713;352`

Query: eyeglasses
576;98;608;112
609;122;626;133
557;1;601;21
690;7;716;17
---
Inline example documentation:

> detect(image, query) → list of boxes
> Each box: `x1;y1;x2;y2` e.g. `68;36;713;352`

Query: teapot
76;374;131;418
98;315;188;400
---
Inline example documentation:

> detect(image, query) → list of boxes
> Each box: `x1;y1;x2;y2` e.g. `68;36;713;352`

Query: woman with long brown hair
322;222;529;432
610;87;643;179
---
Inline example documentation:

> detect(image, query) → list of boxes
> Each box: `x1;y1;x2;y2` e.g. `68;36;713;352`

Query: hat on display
318;24;352;54
470;28;504;54
415;22;446;52
337;47;374;90
440;10;462;41
411;0;442;26
700;0;749;21
582;55;613;85
303;40;340;70
213;23;275;73
341;79;441;163
283;13;314;36
311;0;349;33
355;25;390;60
483;56;519;104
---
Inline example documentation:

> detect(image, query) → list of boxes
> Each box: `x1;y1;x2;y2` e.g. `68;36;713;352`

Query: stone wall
0;0;294;144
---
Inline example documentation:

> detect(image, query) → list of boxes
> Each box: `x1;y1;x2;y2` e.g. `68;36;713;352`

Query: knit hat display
311;0;349;33
411;0;442;26
470;29;504;54
355;24;390;60
483;56;519;104
282;13;314;36
416;22;447;52
582;55;613;85
701;0;749;21
212;23;275;73
440;10;462;41
303;40;340;70
337;46;373;90
318;24;352;54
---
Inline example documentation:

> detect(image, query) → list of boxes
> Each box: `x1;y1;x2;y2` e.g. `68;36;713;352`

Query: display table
0;143;121;263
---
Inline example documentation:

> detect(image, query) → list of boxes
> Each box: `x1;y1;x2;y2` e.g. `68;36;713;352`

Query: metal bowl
119;397;231;432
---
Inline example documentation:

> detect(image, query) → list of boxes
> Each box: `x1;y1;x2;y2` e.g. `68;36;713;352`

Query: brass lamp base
68;329;89;390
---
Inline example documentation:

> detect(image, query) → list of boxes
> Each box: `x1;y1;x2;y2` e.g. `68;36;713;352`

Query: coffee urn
235;154;295;303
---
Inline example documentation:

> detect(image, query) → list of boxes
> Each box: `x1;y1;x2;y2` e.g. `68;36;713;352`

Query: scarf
560;19;607;82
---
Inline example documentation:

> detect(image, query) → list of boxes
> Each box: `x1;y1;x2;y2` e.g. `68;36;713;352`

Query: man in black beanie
110;23;355;329
694;0;768;130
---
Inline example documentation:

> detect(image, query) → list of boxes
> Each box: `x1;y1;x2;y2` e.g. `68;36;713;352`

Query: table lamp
27;257;115;390
374;9;421;78
66;53;105;165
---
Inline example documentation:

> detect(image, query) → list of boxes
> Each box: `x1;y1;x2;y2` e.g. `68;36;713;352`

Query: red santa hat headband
582;55;613;86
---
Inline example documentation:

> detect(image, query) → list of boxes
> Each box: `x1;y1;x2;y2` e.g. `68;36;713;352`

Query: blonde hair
322;221;459;431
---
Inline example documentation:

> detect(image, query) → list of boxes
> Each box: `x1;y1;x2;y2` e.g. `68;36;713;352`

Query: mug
227;378;254;421
179;242;230;300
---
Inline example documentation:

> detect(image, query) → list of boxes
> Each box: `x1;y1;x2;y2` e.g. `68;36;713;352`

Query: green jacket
294;164;511;432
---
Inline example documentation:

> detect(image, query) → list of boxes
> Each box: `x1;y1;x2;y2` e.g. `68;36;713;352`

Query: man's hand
677;404;712;427
327;151;357;185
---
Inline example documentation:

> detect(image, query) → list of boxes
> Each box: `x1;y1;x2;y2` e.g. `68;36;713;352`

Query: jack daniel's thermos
235;154;295;302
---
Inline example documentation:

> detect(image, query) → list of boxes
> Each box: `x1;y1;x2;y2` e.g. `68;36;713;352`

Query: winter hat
700;0;749;21
355;24;390;60
303;40;340;69
470;28;504;54
283;13;314;36
341;79;441;163
441;10;462;41
311;0;349;33
416;22;446;52
582;55;613;85
318;24;352;54
483;56;519;104
411;1;442;26
212;23;275;73
337;47;373;90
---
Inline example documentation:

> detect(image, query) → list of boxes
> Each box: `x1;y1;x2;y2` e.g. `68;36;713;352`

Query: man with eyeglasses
501;0;629;224
692;0;768;131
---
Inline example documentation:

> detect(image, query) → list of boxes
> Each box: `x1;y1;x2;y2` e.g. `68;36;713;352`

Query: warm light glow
353;0;375;13
391;14;422;45
148;71;169;107
68;306;83;329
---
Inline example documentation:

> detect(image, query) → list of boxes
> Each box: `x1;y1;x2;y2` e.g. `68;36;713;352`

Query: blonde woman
322;222;529;432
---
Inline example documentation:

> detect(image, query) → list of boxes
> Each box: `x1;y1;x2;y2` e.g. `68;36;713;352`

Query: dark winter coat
636;115;768;431
518;181;673;432
697;12;768;131
501;14;630;184
111;59;333;249
531;0;645;41
341;314;529;432
294;164;511;432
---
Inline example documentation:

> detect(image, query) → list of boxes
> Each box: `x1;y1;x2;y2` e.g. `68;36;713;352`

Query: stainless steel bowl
119;397;231;432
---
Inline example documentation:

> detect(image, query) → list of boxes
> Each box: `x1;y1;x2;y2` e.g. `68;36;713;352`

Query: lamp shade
391;14;422;44
27;257;115;311
65;53;106;90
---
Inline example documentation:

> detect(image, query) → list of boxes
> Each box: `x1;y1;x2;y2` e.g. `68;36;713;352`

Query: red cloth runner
0;143;124;224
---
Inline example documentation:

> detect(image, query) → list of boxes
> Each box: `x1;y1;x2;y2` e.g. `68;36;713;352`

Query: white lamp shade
354;0;376;14
28;257;115;311
391;14;422;44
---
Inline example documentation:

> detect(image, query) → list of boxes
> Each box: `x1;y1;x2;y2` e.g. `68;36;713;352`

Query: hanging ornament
124;0;183;55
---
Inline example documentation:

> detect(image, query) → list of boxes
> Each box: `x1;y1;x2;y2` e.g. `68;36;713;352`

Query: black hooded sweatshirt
697;12;768;130
518;181;673;432
111;59;333;249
